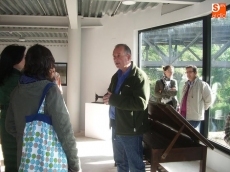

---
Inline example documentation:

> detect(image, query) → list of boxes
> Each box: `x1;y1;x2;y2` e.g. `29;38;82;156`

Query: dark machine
143;101;214;172
92;93;104;103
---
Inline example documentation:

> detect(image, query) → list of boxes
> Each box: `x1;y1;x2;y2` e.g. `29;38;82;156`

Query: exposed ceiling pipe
111;1;122;17
63;0;68;15
54;0;60;16
36;0;47;15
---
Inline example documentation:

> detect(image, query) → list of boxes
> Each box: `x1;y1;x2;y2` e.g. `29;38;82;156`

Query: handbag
19;83;68;172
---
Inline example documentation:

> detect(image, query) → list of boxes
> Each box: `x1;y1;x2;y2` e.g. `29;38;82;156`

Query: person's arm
160;79;178;97
202;82;213;110
3;75;21;133
109;73;150;111
103;75;115;104
46;86;80;171
5;87;18;137
5;99;17;137
224;115;230;146
55;72;63;94
154;80;163;98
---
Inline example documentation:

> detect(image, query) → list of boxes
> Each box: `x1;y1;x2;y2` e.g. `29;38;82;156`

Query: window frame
138;5;230;155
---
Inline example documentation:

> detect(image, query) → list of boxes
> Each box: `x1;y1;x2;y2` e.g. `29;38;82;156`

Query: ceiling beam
0;15;69;28
0;15;102;28
161;4;191;15
0;28;68;33
109;0;204;4
0;36;68;41
65;0;78;29
0;42;68;46
81;17;102;28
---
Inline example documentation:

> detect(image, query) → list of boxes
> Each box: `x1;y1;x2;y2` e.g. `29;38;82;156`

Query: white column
67;19;81;133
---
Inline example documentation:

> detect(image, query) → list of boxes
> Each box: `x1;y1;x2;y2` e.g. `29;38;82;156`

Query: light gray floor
76;136;217;172
0;136;217;172
77;136;117;172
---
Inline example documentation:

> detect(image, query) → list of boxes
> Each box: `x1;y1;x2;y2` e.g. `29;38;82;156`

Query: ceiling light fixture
122;0;136;5
18;38;25;42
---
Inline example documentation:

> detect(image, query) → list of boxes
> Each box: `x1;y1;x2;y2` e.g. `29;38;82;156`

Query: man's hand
103;91;112;105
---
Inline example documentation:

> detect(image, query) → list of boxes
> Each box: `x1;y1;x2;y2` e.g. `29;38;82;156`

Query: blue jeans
188;120;201;132
112;127;145;172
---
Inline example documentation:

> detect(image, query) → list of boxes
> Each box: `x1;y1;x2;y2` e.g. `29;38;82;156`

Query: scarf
161;75;171;90
19;75;46;84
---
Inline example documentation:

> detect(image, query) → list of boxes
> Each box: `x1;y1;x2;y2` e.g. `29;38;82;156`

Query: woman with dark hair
5;44;81;171
0;44;26;171
154;65;178;109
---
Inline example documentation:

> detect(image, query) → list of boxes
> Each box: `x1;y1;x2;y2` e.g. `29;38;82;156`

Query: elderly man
103;44;150;172
180;65;212;132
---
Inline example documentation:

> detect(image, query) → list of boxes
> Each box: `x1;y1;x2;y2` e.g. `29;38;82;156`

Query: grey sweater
5;80;80;171
180;77;213;121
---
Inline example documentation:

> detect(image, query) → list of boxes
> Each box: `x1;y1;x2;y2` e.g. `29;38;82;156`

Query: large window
139;19;203;102
208;9;230;149
138;8;230;153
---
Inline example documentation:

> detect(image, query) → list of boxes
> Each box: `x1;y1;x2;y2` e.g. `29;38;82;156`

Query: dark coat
108;62;150;135
0;68;21;171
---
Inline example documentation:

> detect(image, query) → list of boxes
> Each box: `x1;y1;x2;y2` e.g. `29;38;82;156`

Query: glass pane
209;10;230;149
139;20;203;100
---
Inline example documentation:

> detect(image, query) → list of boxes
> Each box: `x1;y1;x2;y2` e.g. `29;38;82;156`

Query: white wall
207;148;230;172
80;0;230;171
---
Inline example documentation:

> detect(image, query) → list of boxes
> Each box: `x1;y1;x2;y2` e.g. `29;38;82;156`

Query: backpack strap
37;82;55;113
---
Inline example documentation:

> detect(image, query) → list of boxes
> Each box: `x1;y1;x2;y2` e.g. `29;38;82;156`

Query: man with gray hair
180;65;212;132
103;44;150;172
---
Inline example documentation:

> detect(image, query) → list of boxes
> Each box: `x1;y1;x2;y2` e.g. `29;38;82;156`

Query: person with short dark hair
180;65;212;132
154;65;178;109
103;44;150;172
5;44;81;171
0;44;26;172
185;65;198;73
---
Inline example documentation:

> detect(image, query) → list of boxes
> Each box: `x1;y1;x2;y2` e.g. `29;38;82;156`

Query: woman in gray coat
154;65;178;109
